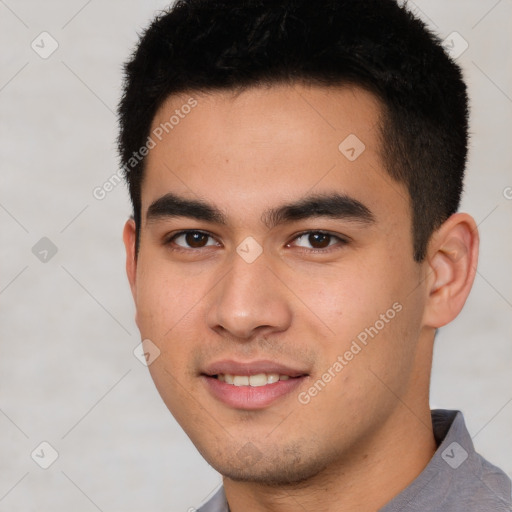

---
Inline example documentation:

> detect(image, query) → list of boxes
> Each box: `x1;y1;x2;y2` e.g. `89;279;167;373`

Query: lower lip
202;375;305;410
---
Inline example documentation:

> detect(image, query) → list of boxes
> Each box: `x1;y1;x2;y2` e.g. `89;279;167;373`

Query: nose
206;250;293;340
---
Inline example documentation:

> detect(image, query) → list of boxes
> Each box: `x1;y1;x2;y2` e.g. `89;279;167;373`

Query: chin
210;448;332;488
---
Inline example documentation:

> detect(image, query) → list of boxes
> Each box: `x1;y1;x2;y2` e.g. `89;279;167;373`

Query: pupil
309;233;330;248
186;232;207;248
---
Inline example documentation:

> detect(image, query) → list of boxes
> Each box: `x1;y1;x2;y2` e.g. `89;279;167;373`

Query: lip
201;359;309;410
202;359;308;378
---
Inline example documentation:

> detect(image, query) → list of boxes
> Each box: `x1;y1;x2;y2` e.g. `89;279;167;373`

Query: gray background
0;1;511;510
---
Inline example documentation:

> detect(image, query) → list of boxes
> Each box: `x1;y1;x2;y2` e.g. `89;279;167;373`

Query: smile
201;360;309;410
216;373;290;386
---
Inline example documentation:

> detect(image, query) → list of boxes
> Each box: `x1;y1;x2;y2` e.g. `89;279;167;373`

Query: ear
123;218;138;302
422;213;479;328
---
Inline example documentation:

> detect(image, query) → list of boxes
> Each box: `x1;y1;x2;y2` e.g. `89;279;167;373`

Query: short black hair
118;0;469;261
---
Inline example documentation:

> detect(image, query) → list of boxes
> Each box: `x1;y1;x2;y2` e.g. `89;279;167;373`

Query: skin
123;84;479;512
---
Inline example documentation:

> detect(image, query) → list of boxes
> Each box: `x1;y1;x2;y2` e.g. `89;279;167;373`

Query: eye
288;231;348;251
167;230;220;249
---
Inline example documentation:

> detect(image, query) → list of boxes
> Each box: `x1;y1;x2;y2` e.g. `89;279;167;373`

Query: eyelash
164;230;349;254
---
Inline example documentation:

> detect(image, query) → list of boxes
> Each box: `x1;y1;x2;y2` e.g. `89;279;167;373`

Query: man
118;0;511;510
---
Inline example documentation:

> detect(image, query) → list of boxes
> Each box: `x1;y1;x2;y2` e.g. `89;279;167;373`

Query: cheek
147;357;199;434
134;257;202;338
287;260;396;337
136;263;201;418
299;255;421;380
301;302;421;440
133;257;209;382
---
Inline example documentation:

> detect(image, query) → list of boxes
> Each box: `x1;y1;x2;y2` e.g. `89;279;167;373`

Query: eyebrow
146;192;375;229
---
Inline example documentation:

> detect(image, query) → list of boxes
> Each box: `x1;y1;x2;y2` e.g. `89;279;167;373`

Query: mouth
215;373;291;386
201;360;309;410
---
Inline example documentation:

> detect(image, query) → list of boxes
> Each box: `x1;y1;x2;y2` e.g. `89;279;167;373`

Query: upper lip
202;359;309;378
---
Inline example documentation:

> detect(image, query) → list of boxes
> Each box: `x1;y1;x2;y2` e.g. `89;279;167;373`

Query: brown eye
290;231;347;251
170;231;218;249
308;232;331;248
185;232;209;248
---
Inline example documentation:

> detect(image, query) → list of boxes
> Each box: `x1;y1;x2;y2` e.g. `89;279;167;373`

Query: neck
223;403;437;512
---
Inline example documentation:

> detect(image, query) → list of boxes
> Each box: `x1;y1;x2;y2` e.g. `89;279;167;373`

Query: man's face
126;84;430;484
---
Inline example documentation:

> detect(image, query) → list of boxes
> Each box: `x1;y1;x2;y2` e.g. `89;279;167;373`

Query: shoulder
443;449;512;511
196;486;228;512
382;410;511;512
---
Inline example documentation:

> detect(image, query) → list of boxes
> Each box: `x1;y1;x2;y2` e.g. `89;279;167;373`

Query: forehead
142;84;408;226
149;84;382;161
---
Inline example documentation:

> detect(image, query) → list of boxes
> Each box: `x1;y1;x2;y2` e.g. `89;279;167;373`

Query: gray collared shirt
197;409;512;511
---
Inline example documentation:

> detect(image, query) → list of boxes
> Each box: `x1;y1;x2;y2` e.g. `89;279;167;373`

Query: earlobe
423;213;479;328
123;218;138;301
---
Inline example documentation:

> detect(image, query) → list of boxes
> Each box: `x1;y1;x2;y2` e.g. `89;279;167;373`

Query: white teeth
217;373;292;386
249;374;267;387
233;376;249;386
267;373;280;384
